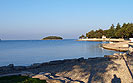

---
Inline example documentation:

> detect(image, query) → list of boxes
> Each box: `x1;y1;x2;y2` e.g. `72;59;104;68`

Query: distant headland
42;36;63;40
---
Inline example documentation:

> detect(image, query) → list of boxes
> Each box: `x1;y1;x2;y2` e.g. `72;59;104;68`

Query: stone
78;57;84;61
123;53;127;56
46;79;62;83
113;53;119;56
21;71;34;77
49;60;64;65
122;44;128;47
30;63;41;68
128;45;133;56
15;66;26;70
44;73;51;76
120;53;123;56
7;64;14;68
104;55;118;59
38;72;45;75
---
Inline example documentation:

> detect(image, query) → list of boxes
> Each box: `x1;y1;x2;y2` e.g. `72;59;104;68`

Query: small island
42;36;63;40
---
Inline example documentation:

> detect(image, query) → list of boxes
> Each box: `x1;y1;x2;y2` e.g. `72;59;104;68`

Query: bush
0;75;47;83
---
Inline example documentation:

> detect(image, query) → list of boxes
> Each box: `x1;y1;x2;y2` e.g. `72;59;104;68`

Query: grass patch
0;75;47;83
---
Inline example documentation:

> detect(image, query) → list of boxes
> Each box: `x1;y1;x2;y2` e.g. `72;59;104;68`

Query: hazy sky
0;0;133;40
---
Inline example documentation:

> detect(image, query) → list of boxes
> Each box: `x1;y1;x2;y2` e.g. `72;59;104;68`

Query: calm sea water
0;39;118;66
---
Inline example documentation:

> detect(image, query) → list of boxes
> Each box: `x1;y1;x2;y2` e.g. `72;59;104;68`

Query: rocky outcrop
104;53;123;59
102;41;129;52
104;55;119;59
0;64;27;75
129;43;133;56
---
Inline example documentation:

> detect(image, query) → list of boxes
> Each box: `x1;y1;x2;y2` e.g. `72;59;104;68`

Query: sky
0;0;133;40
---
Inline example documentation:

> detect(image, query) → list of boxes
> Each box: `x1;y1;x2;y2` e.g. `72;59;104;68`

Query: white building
129;38;133;42
102;35;106;39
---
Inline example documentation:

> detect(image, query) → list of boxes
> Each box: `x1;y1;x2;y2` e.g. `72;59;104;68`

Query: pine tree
116;23;121;31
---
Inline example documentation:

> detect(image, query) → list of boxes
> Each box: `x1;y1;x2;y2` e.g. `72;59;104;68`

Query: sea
0;39;119;66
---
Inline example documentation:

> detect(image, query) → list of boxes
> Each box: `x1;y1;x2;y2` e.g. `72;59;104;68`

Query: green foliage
20;78;46;83
84;23;133;39
79;34;86;39
0;75;47;83
42;36;63;40
116;23;121;31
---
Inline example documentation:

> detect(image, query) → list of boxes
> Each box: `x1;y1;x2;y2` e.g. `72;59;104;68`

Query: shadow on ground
28;57;120;83
111;74;121;83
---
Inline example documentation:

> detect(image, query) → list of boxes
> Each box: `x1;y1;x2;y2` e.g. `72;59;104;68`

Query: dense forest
79;23;133;39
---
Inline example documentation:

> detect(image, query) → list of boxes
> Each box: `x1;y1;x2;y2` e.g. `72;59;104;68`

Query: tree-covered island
42;36;63;40
79;23;133;39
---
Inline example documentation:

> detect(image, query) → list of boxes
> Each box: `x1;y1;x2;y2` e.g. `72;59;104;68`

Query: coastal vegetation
0;75;47;83
42;36;63;40
79;23;133;39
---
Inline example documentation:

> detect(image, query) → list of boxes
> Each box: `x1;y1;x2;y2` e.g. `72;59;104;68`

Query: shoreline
102;41;129;52
77;38;125;42
78;38;130;52
0;57;107;76
0;53;133;82
0;41;133;82
102;46;128;52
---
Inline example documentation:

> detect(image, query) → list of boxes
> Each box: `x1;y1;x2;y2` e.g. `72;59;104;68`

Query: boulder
49;60;64;65
21;71;34;77
78;57;84;61
30;63;41;69
104;55;118;59
7;64;14;68
15;66;26;70
113;53;119;56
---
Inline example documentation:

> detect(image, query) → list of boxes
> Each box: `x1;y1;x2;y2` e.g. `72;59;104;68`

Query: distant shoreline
77;38;131;52
77;38;125;42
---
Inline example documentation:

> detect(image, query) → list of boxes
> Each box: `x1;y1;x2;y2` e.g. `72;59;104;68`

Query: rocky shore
102;41;129;52
0;53;133;83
